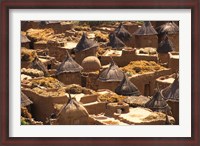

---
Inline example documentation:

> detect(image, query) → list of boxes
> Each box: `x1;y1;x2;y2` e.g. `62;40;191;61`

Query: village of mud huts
21;21;179;125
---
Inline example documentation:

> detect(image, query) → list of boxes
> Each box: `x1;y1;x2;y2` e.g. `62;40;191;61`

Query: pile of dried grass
121;61;166;75
98;92;126;103
27;77;64;89
26;28;54;41
21;48;37;62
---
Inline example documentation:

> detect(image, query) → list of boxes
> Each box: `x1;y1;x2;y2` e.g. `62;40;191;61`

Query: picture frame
0;0;199;145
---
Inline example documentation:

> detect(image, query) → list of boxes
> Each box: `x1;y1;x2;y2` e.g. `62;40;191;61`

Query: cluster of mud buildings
21;21;179;125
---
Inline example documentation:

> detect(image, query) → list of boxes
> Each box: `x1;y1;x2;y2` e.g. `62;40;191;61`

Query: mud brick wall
169;57;179;73
123;23;139;34
61;23;74;32
123;37;135;48
48;45;67;62
34;42;47;50
21;61;30;69
22;89;68;123
97;81;121;92
83;102;107;115
168;34;179;52
45;23;63;34
135;35;158;48
135;54;158;63
83;72;99;91
75;47;97;65
167;100;179;125
105;103;129;117
158;53;170;64
130;69;172;96
21;42;30;49
56;72;82;85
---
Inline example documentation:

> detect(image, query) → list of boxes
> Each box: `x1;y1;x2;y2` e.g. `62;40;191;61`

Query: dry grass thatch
121;60;166;75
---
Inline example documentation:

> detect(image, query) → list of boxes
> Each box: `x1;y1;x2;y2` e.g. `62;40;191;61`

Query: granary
54;94;89;125
113;23;134;47
107;33;126;49
145;90;172;116
123;21;140;34
80;56;101;90
156;21;179;51
21;33;31;49
56;51;83;85
115;74;141;96
73;33;99;64
161;73;179;124
134;21;158;48
157;35;174;64
28;57;49;76
81;56;101;72
97;59;124;91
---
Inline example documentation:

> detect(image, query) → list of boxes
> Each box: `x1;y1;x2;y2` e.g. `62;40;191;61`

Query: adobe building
161;73;179;124
156;21;179;51
97;59;124;91
56;51;83;85
157;35;174;65
54;96;90;125
145;90;172;116
115;74;141;96
134;21;158;48
73;33;99;64
113;23;134;47
81;56;102;90
28;57;49;76
107;33;126;50
123;21;140;34
168;52;179;73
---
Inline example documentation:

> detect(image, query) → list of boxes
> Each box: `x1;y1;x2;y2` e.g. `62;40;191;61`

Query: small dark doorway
144;84;150;96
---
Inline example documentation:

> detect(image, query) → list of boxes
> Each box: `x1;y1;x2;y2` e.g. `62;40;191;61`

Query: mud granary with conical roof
134;21;158;48
56;51;83;85
73;33;99;64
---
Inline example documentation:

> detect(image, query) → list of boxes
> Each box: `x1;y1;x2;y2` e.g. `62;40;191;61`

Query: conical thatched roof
73;33;98;53
57;94;89;125
145;90;171;114
107;33;126;49
56;51;83;75
157;35;174;53
29;57;49;76
161;73;179;101
115;74;141;96
21;34;31;43
114;23;132;42
98;59;124;82
21;92;33;107
134;21;158;35
156;21;179;35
